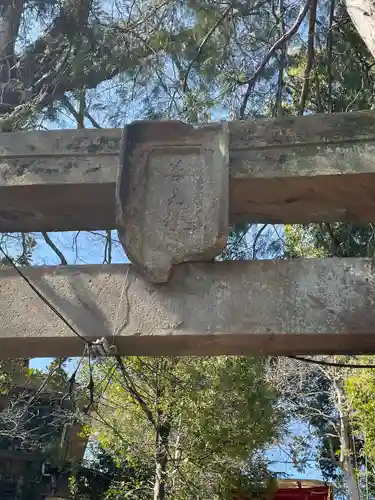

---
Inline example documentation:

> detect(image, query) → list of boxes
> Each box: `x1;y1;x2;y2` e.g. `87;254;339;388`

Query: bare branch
103;230;112;264
239;0;311;119
61;95;83;127
85;110;102;129
41;232;68;265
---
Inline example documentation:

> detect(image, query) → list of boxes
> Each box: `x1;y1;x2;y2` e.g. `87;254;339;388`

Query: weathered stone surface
2;259;375;359
116;121;229;282
2;111;375;231
0;128;120;232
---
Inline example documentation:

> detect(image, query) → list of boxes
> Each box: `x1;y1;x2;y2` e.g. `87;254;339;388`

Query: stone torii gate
1;111;375;359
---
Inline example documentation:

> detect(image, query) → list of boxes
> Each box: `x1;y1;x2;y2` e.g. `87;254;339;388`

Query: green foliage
85;356;283;499
284;225;325;258
346;364;375;462
345;362;375;493
283;3;375;115
0;359;29;394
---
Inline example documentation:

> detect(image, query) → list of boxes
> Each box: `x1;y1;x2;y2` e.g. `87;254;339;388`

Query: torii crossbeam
1;111;375;358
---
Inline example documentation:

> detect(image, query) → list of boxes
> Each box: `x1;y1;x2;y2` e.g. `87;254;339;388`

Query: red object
273;485;332;499
232;480;333;500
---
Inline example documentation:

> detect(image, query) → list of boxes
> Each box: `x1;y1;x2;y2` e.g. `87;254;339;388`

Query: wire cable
3;243;375;369
0;245;91;346
288;355;375;369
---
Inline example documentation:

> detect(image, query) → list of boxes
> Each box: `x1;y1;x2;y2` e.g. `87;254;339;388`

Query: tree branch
61;94;83;125
273;0;287;117
85;110;102;129
298;0;318;115
61;94;102;128
0;0;25;80
252;224;268;260
239;0;311;119
115;356;156;427
103;230;112;264
0;0;186;125
182;5;232;92
41;232;68;265
326;0;335;112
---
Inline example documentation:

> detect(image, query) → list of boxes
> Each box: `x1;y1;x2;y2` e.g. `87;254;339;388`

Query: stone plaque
116;121;229;283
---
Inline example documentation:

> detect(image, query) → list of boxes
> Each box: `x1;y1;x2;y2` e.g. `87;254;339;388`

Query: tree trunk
154;423;170;500
0;0;25;108
171;412;183;493
335;382;361;500
339;414;360;500
345;0;375;59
